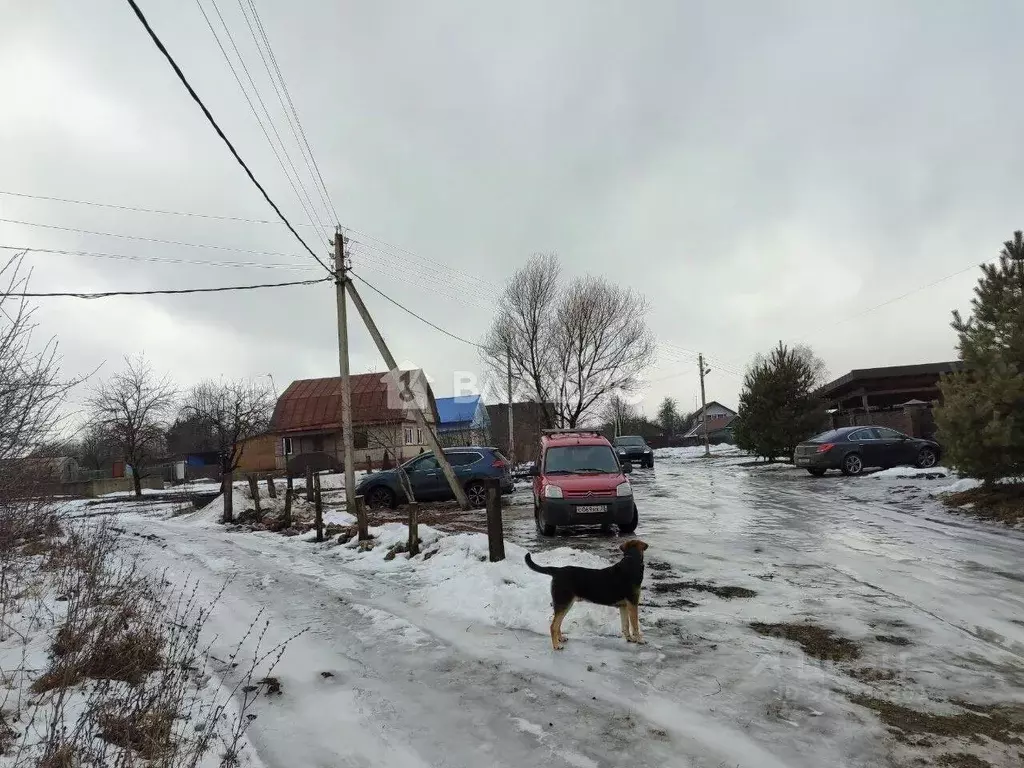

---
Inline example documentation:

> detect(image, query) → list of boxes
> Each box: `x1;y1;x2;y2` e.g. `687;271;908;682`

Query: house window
416;428;424;445
283;437;293;455
404;427;415;445
354;429;368;450
312;435;324;452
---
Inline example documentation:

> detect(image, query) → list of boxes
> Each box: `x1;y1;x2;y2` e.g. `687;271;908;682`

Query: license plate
795;457;809;465
576;505;607;515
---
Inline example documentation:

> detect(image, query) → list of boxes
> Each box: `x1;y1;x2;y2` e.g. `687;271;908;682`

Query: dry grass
942;484;1024;525
651;580;757;599
750;621;862;661
937;754;993;768
97;705;176;760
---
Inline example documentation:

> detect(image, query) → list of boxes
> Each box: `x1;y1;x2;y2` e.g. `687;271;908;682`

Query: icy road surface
113;449;1024;768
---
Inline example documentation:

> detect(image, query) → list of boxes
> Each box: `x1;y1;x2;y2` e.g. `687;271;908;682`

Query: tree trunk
132;471;142;498
222;470;234;523
248;474;261;520
266;475;277;499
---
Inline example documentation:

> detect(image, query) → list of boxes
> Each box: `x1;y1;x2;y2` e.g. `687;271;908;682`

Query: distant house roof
270;371;438;434
683;413;737;439
435;395;483;426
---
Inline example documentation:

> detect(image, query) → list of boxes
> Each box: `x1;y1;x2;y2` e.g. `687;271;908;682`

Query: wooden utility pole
282;475;293;529
485;478;505;562
334;230;361;534
313;472;324;542
248;474;261;520
506;347;514;464
344;280;471;510
698;353;711;457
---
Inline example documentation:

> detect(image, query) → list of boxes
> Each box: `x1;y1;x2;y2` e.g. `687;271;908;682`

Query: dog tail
525;553;559;575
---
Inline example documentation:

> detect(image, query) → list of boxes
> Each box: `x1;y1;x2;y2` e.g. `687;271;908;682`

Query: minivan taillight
816;443;834;453
492;459;507;469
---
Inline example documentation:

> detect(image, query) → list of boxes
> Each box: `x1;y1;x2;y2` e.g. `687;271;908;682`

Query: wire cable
124;0;333;275
0;244;317;271
0;217;301;259
242;0;339;225
8;276;329;299
196;0;326;233
349;271;485;348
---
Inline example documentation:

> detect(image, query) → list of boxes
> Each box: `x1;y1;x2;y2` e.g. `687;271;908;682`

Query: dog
525;540;649;650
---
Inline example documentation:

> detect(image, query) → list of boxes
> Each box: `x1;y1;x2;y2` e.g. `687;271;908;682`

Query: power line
349;271;485;348
8;276;329;299
242;0;339;225
195;0;326;233
0;244;317;271
0;217;301;259
124;0;332;275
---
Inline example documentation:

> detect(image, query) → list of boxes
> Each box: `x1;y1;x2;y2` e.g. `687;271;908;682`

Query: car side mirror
621;461;633;474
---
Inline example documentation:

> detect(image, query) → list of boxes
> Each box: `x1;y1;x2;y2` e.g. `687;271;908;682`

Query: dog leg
628;602;645;645
550;602;573;650
619;604;631;641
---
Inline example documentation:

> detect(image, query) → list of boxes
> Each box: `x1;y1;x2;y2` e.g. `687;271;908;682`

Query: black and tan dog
525;540;649;650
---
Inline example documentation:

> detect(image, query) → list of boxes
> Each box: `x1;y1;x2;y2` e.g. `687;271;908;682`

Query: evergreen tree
936;231;1024;485
734;343;826;461
656;397;680;436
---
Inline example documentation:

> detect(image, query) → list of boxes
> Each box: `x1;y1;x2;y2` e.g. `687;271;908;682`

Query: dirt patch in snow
875;634;912;646
366;503;488;533
651;580;756;599
941;484;1024;526
937;753;993;768
846;695;1024;746
750;621;861;661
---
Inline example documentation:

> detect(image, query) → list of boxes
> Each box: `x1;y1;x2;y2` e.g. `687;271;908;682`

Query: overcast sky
2;0;1023;423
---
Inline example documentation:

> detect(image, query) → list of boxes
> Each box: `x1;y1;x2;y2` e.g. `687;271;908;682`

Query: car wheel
645;458;655;469
537;507;556;537
618;504;639;534
366;485;396;510
465;481;488;509
807;468;826;477
841;453;864;476
916;447;938;469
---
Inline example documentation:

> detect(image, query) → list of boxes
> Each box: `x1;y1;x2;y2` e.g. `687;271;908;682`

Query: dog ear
619;541;629;553
639;540;649;552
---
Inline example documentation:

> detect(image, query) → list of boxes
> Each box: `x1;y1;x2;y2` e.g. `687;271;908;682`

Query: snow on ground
65;447;1024;768
865;466;952;479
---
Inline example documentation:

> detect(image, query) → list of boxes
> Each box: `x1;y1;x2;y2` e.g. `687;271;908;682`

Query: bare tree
482;254;656;428
364;424;416;505
178;378;275;502
88;355;175;497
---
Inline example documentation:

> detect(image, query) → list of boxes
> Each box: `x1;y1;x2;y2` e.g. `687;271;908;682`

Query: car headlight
544;484;563;499
616;482;632;497
643;448;651;453
617;448;626;453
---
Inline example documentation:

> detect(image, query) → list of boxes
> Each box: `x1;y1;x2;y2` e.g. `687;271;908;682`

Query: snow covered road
111;450;1024;767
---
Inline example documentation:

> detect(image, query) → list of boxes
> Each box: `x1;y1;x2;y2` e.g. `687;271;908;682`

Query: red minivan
530;429;638;536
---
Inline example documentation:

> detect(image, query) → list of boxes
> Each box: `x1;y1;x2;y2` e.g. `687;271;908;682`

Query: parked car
356;447;513;509
794;426;942;477
613;435;655;468
531;429;638;536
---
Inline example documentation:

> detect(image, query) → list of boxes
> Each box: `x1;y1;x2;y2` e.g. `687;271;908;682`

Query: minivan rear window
544;445;620;474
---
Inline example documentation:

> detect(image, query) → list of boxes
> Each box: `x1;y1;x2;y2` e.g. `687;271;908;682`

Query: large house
270;371;438;472
435;395;490;447
681;401;738;445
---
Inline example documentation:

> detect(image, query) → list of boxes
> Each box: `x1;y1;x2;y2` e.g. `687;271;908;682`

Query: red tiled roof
270;372;437;434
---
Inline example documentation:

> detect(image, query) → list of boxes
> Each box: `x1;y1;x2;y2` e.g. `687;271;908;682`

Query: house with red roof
269;370;440;473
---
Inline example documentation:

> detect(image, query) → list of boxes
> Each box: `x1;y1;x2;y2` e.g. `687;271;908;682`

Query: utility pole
698;353;712;457
344;280;471;510
506;346;514;464
334;230;358;522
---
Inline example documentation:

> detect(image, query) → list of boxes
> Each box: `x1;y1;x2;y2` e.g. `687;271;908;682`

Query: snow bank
867;466;951;480
934;477;984;494
332;527;629;638
655;444;742;461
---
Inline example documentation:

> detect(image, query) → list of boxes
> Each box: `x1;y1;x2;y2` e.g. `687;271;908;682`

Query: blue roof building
434;395;491;446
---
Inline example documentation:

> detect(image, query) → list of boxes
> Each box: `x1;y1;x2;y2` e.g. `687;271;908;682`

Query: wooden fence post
305;465;314;502
248;474;262;519
355;495;369;541
283;475;293;529
266;475;277;499
314;472;324;542
485;478;504;562
222;470;233;524
407;501;419;556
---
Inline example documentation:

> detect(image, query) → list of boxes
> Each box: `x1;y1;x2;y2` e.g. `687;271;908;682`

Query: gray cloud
3;0;1022;420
